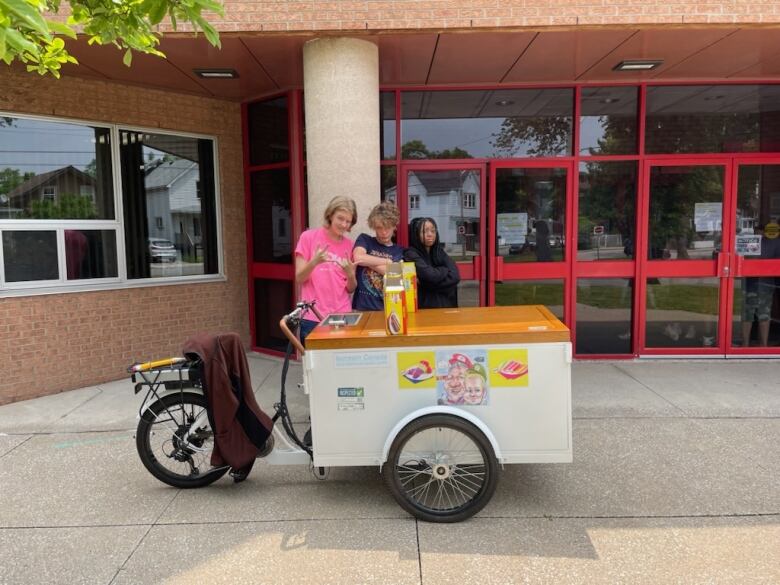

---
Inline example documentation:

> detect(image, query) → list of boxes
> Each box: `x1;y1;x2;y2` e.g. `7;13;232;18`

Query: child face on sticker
444;362;467;402
463;374;486;405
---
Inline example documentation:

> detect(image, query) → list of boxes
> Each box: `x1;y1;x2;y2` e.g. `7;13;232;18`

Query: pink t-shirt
295;227;354;320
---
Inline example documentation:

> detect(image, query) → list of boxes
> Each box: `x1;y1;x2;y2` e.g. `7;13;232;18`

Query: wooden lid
305;305;570;350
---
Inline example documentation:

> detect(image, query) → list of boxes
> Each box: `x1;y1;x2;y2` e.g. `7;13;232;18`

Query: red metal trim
251;263;295;280
395;89;401;162
379;80;780;93
574;262;635;277
246;161;291;173
488;162;497;305
241;101;257;347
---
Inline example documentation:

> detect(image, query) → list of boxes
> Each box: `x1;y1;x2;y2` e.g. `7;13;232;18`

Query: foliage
0;0;223;77
27;193;97;218
492;116;572;157
401;140;473;160
0;167;35;195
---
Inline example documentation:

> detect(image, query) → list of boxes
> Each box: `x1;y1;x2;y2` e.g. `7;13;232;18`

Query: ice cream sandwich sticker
488;349;529;387
397;351;437;389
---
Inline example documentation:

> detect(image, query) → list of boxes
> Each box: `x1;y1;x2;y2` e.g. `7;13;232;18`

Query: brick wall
161;0;780;33
0;70;248;404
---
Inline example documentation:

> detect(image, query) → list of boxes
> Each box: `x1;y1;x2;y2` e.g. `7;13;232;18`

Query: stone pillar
303;37;380;235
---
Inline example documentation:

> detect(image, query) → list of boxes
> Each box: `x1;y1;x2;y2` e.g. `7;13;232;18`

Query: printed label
334;353;389;368
337;387;365;411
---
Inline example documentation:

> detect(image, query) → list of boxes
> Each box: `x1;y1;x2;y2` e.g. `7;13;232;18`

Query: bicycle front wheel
136;392;228;488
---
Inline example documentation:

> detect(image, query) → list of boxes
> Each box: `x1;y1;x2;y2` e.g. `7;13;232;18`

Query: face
444;363;467;402
328;209;353;237
463;375;485;405
373;222;396;245
420;220;437;249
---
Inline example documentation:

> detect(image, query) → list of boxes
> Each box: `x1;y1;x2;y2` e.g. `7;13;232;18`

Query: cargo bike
130;301;572;523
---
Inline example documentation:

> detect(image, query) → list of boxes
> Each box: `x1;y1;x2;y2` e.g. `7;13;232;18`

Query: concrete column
303;37;380;235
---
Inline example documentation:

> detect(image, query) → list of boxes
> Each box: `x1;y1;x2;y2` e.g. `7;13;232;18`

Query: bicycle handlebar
278;300;322;355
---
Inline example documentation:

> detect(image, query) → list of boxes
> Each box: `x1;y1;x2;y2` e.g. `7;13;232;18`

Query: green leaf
46;20;77;39
122;48;132;66
0;28;6;61
0;0;50;37
5;27;39;54
147;0;167;25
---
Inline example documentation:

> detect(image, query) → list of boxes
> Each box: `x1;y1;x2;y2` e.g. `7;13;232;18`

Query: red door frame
243;90;306;355
637;157;733;355
726;158;780;355
398;160;488;305
488;160;576;331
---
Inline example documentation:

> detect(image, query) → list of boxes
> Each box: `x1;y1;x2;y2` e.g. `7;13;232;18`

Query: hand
339;257;356;277
312;245;329;265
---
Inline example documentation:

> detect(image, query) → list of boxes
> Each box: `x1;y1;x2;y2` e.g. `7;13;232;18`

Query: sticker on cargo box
488;349;529;388
334;352;389;368
436;350;489;406
397;351;437;389
337;387;365;411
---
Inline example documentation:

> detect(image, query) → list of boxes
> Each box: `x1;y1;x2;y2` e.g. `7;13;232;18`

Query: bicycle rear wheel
136;392;228;488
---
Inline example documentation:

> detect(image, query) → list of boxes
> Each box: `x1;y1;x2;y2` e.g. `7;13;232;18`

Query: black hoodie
403;217;460;308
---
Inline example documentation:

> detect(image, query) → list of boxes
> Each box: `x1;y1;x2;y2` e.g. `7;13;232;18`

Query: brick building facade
2;2;780;403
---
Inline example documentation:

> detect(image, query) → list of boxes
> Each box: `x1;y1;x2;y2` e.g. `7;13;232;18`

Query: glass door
727;162;780;354
400;163;486;306
639;160;732;354
489;162;573;323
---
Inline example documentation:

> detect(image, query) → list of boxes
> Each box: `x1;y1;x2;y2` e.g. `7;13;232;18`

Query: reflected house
144;158;202;259
408;170;480;252
4;165;97;218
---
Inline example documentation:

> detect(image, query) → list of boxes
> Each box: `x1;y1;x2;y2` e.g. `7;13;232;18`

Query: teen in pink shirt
294;196;357;341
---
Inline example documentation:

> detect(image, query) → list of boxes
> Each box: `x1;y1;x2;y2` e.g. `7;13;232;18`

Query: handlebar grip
128;357;187;373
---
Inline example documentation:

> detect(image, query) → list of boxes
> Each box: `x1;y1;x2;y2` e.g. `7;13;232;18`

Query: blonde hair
368;201;400;229
323;196;357;229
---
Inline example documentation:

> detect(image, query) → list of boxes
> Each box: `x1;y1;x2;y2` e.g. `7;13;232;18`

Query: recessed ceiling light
613;60;663;71
495;99;514;106
193;68;239;79
600;97;621;104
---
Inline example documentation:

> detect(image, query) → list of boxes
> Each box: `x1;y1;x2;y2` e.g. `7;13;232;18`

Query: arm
353;246;391;275
403;248;459;289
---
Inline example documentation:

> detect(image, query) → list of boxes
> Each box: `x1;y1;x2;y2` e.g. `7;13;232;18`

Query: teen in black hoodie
403;217;460;308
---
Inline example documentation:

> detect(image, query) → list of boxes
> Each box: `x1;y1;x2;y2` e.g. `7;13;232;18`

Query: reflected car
148;238;177;263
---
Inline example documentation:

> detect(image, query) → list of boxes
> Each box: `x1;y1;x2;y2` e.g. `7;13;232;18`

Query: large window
120;130;219;279
401;89;573;159
0;114;220;292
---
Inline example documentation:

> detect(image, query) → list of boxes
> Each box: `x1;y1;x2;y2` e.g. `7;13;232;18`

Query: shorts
742;280;774;322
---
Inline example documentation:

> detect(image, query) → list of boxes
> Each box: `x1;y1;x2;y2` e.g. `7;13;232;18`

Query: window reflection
648;166;724;260
576;278;633;354
381;92;396;160
733;276;780;347
645;278;719;348
579;87;638;155
578;161;636;261
646;85;780;154
251;169;292;264
735;165;780;258
401;89;573;159
407;169;481;262
2;230;58;282
494;279;564;320
247;97;289;165
495;167;566;263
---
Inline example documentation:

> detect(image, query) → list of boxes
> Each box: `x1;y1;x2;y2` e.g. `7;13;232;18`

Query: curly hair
367;201;400;229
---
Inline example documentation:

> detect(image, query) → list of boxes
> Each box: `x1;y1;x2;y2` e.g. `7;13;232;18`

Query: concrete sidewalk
0;355;778;585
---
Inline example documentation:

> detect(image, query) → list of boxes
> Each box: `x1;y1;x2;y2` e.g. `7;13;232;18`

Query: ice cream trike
129;301;572;523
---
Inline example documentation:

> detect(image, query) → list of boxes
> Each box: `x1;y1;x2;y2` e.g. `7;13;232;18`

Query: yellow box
383;276;407;335
402;262;417;313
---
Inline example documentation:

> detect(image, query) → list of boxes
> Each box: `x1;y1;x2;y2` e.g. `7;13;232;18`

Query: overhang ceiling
56;27;780;102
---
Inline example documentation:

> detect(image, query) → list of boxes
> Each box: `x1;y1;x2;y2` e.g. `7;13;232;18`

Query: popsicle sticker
495;359;529;380
488;349;530;388
401;360;433;383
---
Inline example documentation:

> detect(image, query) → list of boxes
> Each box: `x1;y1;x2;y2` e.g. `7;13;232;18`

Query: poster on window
497;213;528;245
736;235;762;256
693;202;722;232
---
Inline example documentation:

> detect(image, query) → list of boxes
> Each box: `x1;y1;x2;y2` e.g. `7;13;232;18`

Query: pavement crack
56;387;105;422
415;519;423;584
612;364;690;417
0;435;33;460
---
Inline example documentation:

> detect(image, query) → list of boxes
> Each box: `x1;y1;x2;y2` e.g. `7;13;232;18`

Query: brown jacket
182;332;273;470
